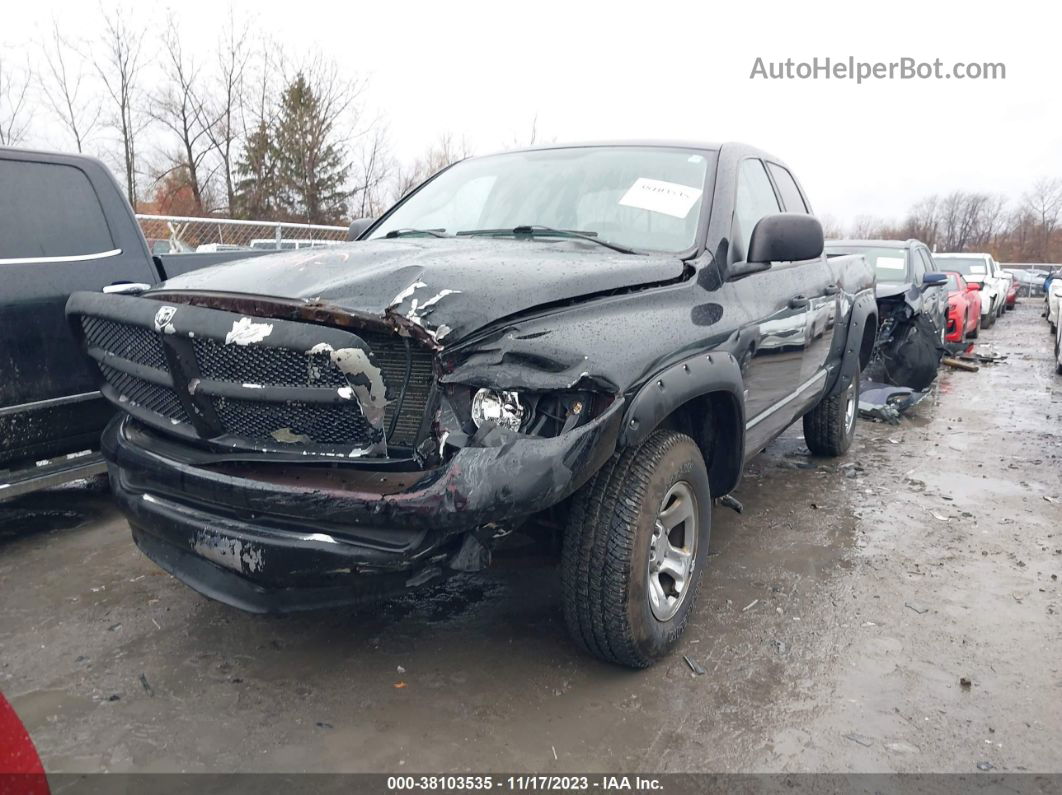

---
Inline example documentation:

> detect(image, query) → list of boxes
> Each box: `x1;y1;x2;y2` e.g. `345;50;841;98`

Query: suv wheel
803;368;859;457
561;430;710;668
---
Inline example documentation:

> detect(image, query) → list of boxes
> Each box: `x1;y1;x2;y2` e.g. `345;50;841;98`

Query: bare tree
96;6;146;205
202;11;251;214
38;22;100;153
0;55;32;146
151;14;213;213
393;132;473;200
1022;178;1062;261
849;214;889;240
351;124;395;218
817;213;845;240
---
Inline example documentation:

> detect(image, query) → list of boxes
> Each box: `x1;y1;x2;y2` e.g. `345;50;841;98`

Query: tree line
0;8;488;225
824;179;1062;263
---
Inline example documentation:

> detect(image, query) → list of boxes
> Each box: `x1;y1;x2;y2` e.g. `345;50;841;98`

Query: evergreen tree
233;119;279;220
272;72;350;224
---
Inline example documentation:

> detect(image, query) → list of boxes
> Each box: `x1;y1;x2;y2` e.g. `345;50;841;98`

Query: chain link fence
136;215;350;255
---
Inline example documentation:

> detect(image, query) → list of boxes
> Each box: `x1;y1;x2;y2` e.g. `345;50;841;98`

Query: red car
945;271;982;342
1005;271;1019;308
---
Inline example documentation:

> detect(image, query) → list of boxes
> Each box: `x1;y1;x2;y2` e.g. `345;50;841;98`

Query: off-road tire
803;367;859;457
561;430;710;668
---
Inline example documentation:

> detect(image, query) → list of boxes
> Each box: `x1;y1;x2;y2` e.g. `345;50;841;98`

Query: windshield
937;257;988;277
827;246;909;282
370;146;714;254
945;273;960;290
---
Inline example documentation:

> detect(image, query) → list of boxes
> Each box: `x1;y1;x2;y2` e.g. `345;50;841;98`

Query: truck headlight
471;388;525;432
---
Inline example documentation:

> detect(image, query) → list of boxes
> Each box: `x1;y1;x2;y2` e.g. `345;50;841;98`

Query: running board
0;452;107;501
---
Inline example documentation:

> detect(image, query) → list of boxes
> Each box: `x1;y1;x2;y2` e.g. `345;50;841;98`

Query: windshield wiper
384;228;450;238
456;225;639;255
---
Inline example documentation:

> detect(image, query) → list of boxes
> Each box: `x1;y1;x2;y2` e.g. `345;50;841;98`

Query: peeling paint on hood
158;238;687;344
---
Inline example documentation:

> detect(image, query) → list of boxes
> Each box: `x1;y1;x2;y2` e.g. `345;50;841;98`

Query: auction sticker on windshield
877;256;906;270
619;177;703;219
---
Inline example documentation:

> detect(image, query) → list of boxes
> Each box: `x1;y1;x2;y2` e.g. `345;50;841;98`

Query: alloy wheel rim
647;481;698;622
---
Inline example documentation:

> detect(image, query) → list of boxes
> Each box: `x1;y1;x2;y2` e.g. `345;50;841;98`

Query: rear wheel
561;430;711;668
803;366;859;457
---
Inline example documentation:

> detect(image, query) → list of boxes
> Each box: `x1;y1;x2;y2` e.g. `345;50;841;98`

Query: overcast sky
4;0;1059;225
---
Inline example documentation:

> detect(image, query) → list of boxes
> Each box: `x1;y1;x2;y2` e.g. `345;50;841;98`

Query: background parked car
944;271;981;342
1047;274;1062;333
933;253;1004;328
824;239;948;335
1002;270;1020;309
0;147;274;499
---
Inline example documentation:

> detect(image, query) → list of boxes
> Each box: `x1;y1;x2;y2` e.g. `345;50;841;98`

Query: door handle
823;283;840;295
788;295;810;309
103;282;151;295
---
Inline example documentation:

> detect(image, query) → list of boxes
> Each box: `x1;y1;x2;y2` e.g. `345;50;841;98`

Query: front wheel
803;367;859;457
561;430;711;668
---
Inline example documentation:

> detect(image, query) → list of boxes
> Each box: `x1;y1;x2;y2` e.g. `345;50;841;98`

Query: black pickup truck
0;147;271;498
67;142;876;666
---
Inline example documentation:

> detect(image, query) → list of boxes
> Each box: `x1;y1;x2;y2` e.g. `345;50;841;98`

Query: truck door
726;158;813;454
0;152;158;466
766;162;837;386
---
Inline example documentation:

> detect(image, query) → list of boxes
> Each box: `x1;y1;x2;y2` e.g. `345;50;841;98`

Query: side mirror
346;218;374;241
966;282;981;291
922;272;948;287
747;214;824;265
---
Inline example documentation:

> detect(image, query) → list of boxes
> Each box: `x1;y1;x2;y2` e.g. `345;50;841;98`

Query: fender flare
618;351;746;497
827;289;878;396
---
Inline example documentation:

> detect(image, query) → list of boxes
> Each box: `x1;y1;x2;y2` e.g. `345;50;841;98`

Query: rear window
827;246;909;282
0;159;115;259
938;257;987;276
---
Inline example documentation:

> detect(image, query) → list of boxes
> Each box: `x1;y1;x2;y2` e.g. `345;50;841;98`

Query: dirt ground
1;303;1059;775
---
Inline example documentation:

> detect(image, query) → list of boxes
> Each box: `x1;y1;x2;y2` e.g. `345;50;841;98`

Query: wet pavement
0;304;1059;774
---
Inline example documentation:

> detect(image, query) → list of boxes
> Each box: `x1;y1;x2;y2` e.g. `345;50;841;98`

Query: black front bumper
104;402;623;612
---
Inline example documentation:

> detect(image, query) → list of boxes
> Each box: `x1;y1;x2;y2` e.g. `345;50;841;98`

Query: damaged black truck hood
158;238;686;343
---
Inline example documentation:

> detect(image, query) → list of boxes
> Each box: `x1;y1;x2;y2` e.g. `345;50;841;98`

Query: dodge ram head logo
153;306;177;332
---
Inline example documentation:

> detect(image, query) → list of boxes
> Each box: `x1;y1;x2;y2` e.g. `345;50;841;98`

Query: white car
986;257;1012;318
934;253;1004;328
1055;315;1062;375
1047;276;1062;333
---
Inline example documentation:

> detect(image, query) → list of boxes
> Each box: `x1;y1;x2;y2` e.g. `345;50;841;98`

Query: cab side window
917;248;937;283
911;248;928;283
767;162;809;213
733;159;781;262
0;159;115;260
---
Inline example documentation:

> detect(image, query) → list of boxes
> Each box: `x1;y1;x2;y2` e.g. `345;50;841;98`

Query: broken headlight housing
471;388;526;432
456;386;615;439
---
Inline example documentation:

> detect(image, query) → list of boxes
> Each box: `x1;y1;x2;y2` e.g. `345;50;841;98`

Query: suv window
911;248;928;282
733;159;781;261
918;248;936;279
0;159;115;260
767;163;808;213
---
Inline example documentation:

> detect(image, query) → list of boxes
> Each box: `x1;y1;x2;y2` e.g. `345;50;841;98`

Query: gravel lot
1;303;1060;774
